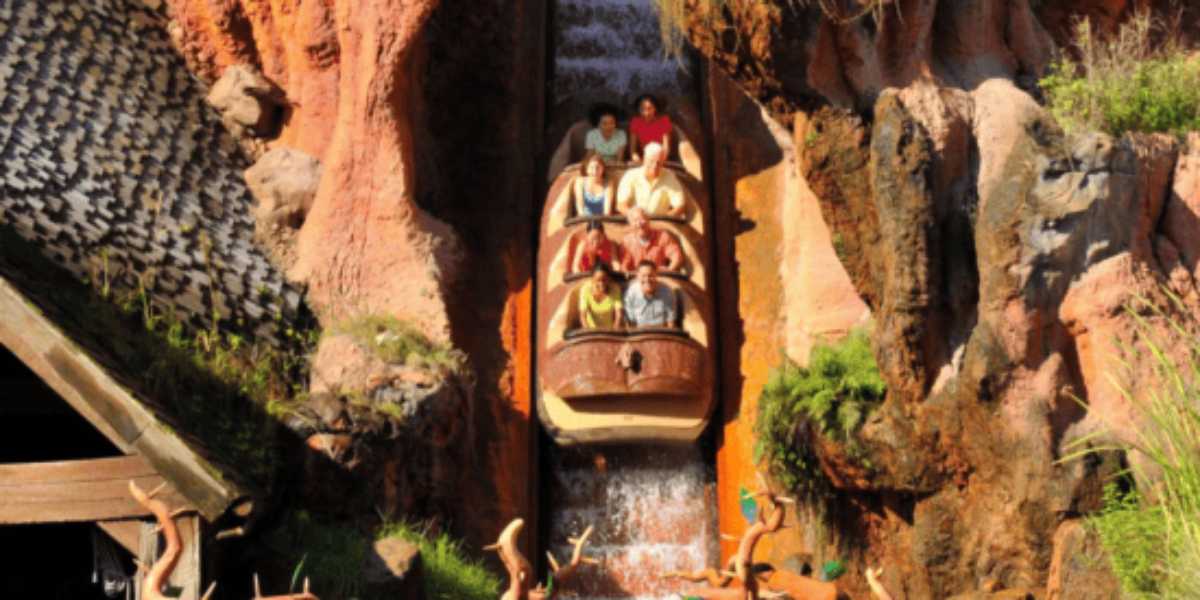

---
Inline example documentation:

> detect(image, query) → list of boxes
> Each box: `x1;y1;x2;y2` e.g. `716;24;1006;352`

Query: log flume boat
536;121;715;445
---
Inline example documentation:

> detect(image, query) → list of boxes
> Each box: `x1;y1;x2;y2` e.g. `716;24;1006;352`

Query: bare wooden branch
129;480;181;600
866;566;894;600
486;518;534;600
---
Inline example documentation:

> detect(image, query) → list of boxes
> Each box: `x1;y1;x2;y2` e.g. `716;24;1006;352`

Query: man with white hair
616;142;686;217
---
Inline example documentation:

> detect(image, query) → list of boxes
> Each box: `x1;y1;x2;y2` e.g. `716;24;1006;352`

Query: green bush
1040;14;1200;137
1089;483;1168;598
754;328;886;494
377;522;501;600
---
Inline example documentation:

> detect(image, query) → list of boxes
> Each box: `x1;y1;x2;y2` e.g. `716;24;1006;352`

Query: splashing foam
548;445;718;599
552;0;693;104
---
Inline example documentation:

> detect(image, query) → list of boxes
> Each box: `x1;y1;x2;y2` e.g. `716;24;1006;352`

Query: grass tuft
754;328;886;495
1040;12;1200;137
377;522;501;600
333;314;466;376
1071;293;1200;598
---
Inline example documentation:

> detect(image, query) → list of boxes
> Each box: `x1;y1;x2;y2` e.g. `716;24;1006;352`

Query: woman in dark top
629;93;673;163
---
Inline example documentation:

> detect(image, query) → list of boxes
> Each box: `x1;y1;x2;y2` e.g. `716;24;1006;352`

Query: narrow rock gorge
2;0;1200;598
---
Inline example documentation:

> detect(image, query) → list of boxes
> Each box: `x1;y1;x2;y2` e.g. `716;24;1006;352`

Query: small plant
1066;293;1200;598
754;328;885;495
334;314;467;376
270;512;370;599
1040;13;1200;137
377;522;501;600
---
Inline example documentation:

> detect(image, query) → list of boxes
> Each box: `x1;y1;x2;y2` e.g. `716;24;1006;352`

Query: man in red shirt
619;207;684;273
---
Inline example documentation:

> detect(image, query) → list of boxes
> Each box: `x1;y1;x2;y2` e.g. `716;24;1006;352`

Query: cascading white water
547;445;719;599
552;0;696;107
547;3;714;597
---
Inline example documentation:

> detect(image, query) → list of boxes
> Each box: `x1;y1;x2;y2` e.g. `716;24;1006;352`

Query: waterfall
547;445;719;599
552;0;697;109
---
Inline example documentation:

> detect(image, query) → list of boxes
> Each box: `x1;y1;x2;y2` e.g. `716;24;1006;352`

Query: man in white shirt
616;142;686;217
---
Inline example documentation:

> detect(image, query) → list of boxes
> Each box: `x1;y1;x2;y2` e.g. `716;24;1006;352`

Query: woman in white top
584;104;627;164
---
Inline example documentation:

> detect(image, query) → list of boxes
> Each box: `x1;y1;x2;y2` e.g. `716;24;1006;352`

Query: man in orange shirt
619;207;684;273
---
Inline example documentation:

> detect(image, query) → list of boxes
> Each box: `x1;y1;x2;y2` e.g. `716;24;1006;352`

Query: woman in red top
573;221;617;273
628;93;672;163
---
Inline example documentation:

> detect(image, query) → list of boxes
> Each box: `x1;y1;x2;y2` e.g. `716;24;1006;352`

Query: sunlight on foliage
754;328;885;496
377;522;501;600
1041;13;1200;137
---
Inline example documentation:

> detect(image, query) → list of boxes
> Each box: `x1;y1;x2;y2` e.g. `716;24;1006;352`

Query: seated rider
584;104;627;164
624;260;677;328
616;142;685;217
628;93;672;163
578;265;624;329
573;220;617;273
619;207;683;273
573;152;615;217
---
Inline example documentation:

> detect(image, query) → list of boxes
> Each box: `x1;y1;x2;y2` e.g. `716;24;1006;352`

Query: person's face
599;114;617;135
628;211;647;233
587;158;604;178
587;228;604;246
637;265;656;295
639;99;657;120
645;151;663;174
591;269;607;295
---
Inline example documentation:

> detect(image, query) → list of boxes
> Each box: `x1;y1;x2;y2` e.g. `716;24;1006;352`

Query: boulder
206;64;284;137
1046;520;1121;600
244;148;322;272
362;537;425;600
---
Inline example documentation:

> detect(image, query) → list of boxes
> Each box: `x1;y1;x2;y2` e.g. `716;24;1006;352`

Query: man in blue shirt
624;260;677;328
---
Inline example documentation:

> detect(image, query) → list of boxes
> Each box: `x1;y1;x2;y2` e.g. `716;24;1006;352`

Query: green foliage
376;522;501;600
1070;293;1200;598
334;314;466;376
272;512;370;599
754;329;885;495
1089;483;1167;598
1040;14;1200;137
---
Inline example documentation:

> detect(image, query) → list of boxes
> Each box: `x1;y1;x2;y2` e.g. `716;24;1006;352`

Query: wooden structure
536;121;716;445
0;272;259;599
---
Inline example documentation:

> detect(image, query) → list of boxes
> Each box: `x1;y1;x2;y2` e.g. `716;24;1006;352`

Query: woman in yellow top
578;266;624;329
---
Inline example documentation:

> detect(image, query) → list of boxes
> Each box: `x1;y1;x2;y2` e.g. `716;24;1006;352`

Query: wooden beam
0;276;254;520
138;515;203;600
97;519;143;555
0;455;192;524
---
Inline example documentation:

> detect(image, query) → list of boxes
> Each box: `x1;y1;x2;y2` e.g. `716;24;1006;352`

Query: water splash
552;0;695;107
547;445;718;599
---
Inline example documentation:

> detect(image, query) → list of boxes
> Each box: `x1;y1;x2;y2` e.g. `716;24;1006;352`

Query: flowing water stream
546;445;719;599
546;3;715;597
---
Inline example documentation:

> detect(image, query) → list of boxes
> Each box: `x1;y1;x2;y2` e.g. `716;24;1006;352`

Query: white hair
643;142;664;160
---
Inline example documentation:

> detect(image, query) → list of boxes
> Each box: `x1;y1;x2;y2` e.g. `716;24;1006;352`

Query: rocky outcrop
164;0;462;341
685;0;1200;597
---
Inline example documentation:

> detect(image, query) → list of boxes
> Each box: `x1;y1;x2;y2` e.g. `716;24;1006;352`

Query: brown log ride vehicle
536;122;715;445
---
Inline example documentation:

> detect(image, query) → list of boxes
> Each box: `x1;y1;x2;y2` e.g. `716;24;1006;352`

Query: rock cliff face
161;0;547;555
681;0;1200;597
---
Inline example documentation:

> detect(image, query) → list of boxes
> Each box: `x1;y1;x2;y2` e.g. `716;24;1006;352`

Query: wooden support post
137;515;202;600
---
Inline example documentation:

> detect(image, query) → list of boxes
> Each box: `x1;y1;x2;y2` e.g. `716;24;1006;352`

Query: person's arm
573;246;586;273
629;126;642;163
604;181;615;215
664;233;684;272
616;130;628;163
573;177;585;217
664;288;678;328
666;174;686;218
613;289;625;328
615;173;633;215
577;285;590;328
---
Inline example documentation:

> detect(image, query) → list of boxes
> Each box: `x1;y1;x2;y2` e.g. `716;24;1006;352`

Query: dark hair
589;102;622;127
591;262;617;281
634;93;663;114
585;220;605;233
636;259;658;271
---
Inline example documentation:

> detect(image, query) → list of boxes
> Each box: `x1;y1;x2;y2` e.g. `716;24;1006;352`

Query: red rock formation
165;0;460;340
684;0;1200;597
